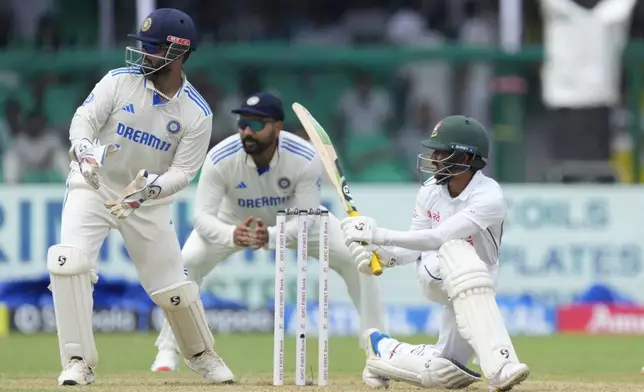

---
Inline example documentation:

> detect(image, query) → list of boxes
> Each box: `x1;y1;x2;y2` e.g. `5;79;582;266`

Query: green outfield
0;333;643;391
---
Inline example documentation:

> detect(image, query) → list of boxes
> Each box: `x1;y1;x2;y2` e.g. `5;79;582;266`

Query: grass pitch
0;333;643;391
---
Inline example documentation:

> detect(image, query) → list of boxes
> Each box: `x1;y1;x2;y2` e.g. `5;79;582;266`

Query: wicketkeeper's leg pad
151;281;214;359
47;245;98;369
438;239;519;378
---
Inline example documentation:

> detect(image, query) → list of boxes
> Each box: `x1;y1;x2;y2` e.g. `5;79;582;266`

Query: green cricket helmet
417;115;489;185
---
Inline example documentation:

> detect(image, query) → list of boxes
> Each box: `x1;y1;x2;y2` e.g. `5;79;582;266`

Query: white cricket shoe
151;349;179;372
489;363;530;392
185;349;235;384
362;328;390;389
58;358;95;386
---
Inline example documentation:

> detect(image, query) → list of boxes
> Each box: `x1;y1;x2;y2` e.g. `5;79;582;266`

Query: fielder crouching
343;115;530;391
150;92;387;387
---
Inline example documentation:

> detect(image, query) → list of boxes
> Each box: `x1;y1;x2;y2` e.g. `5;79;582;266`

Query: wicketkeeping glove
70;138;119;189
105;169;160;219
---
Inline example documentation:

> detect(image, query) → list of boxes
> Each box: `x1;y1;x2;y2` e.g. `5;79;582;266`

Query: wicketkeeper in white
150;92;387;386
342;116;530;391
47;8;234;386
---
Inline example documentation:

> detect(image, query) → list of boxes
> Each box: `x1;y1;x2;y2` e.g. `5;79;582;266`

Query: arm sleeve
378;195;506;251
597;0;636;23
374;189;428;265
268;156;323;247
192;154;237;246
150;115;213;199
69;72;116;145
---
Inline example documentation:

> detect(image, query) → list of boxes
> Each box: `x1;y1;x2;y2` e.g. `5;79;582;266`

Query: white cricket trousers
61;187;187;293
155;212;386;352
54;184;188;368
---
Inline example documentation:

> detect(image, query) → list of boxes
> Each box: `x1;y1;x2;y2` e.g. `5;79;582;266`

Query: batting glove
348;242;397;275
341;215;388;246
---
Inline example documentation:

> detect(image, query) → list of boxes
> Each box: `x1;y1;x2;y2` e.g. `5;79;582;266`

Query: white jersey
193;131;323;247
384;171;506;266
68;67;213;204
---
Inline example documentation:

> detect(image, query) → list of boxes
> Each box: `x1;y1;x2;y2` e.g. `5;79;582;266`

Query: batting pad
151;281;214;359
368;349;479;389
420;357;481;389
438;240;518;378
47;245;98;369
367;354;425;387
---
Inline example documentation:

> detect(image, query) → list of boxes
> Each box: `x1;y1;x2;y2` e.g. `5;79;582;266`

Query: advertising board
0;183;642;334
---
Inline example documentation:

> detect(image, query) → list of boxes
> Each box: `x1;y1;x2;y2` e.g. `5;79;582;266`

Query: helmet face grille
417;150;471;185
124;42;189;75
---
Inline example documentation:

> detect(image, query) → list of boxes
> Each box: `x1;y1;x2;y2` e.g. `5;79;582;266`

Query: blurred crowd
1;0;644;184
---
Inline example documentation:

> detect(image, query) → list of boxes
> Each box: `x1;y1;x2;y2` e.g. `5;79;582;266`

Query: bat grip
368;251;383;276
348;211;383;276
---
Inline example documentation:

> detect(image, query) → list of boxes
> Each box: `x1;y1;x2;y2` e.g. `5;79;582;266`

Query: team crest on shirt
141;17;152;32
431;120;442;138
278;177;291;189
167;120;181;134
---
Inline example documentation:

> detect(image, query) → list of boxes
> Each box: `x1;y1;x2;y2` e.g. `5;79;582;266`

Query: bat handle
348;211;384;276
367;250;383;276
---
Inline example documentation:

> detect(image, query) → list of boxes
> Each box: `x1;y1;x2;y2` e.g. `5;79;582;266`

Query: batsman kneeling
342;116;530;391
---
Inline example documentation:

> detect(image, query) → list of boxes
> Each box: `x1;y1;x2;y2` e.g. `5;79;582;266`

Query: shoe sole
491;368;530;392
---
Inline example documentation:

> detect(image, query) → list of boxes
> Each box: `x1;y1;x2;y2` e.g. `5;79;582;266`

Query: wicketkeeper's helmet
125;8;197;75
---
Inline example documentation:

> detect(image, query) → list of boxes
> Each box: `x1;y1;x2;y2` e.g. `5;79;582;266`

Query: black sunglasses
238;118;275;132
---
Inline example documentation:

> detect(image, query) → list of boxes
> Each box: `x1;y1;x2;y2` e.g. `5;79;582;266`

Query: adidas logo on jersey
236;181;247;189
122;104;135;113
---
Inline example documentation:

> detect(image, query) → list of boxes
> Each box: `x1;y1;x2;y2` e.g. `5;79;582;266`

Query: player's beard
430;151;469;185
432;163;459;185
423;159;449;185
434;172;449;185
242;136;272;155
143;57;171;81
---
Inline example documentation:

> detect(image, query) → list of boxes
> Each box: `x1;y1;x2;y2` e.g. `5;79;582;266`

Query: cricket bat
292;102;383;276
